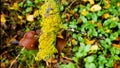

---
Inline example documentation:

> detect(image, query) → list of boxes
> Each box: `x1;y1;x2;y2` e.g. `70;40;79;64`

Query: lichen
35;0;62;61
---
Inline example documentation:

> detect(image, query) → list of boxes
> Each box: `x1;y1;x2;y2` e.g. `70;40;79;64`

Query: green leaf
69;21;77;28
105;58;114;67
98;55;107;64
110;32;118;40
110;21;118;28
72;57;78;63
85;63;96;68
73;46;79;52
80;16;87;23
27;0;33;7
84;44;91;52
60;63;75;68
91;13;98;22
25;7;32;12
103;19;111;27
60;5;64;11
105;38;111;45
67;63;76;68
85;55;96;63
114;55;120;60
19;2;24;7
72;33;77;39
78;35;85;42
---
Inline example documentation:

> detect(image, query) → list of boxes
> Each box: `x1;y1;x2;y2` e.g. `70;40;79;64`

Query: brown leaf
1;62;6;68
114;61;120;68
56;37;67;54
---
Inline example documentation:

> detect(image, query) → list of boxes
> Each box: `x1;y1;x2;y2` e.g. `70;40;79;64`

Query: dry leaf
9;2;19;10
85;38;95;45
83;0;94;5
102;13;110;19
90;4;101;12
56;37;67;54
103;0;111;9
1;14;6;23
97;22;103;28
90;43;99;51
18;15;23;20
71;38;77;45
88;0;94;4
26;14;34;22
112;44;120;48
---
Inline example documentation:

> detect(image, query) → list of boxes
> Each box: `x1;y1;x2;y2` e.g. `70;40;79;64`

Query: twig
63;0;77;13
9;47;25;68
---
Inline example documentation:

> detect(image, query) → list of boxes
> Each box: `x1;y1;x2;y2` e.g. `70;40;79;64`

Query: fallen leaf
9;2;19;10
26;14;34;22
112;44;120;48
90;4;101;12
1;14;6;23
18;15;23;20
85;38;96;45
71;38;77;45
97;22;103;28
114;61;120;68
56;37;67;54
102;13;110;19
88;0;94;4
1;62;6;68
103;0;111;9
66;13;71;21
90;43;99;51
83;0;94;5
62;0;66;5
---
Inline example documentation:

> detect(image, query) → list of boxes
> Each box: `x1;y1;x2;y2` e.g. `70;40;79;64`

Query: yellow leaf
90;4;101;12
97;22;103;28
33;10;39;17
1;14;6;23
90;43;99;51
85;38;95;45
106;29;111;33
26;15;34;22
103;3;110;9
88;0;94;4
112;44;120;48
90;20;95;24
9;3;19;10
83;0;94;4
57;33;64;39
18;15;23;20
81;9;88;16
103;0;111;9
71;39;77;45
117;2;120;7
111;17;117;21
102;13;110;19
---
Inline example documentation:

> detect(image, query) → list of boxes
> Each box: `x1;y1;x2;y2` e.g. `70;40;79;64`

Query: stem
9;47;25;68
63;0;76;13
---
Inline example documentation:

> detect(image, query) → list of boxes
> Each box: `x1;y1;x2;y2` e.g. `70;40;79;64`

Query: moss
35;0;62;61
